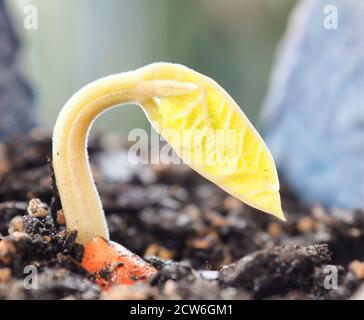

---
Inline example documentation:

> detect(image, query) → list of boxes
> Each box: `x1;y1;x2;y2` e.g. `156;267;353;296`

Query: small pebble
101;284;152;300
170;185;188;202
187;238;210;250
349;260;364;280
27;198;48;218
145;243;174;260
8;216;24;234
223;196;242;210
42;235;52;243
56;210;66;225
163;280;181;299
0;144;9;175
206;211;228;227
267;222;282;238
0;239;16;265
297;216;316;234
197;270;219;281
0;268;11;283
11;232;28;241
348;228;361;238
184;204;201;220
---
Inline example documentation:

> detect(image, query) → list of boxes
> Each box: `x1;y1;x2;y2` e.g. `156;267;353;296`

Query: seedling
53;62;284;288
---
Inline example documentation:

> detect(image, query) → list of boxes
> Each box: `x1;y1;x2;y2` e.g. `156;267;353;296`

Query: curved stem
53;63;196;244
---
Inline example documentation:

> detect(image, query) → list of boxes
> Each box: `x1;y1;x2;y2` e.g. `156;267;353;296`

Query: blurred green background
8;0;296;134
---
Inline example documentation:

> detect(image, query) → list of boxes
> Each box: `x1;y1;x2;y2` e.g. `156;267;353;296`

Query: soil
0;129;363;300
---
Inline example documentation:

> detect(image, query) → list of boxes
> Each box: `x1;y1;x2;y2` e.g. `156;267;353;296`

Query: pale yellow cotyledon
53;63;284;245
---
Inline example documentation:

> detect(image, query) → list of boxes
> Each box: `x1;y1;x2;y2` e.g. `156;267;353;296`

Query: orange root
81;237;156;290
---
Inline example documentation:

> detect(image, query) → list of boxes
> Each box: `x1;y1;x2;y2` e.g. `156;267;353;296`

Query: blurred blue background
8;0;295;134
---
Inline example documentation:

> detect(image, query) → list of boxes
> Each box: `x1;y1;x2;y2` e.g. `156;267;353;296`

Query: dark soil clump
0;129;363;299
